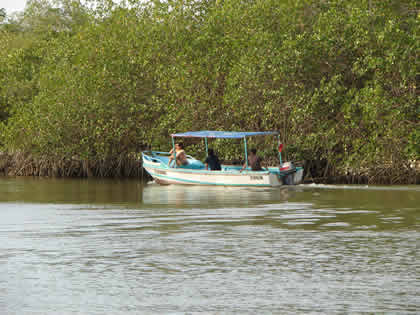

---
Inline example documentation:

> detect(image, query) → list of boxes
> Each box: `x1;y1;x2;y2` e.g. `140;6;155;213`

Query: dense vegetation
0;0;418;183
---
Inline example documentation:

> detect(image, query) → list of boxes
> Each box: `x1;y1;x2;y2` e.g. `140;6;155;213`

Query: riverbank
0;152;147;179
1;152;418;185
303;159;420;185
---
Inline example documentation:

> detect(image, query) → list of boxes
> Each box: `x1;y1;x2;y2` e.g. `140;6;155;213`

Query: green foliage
0;8;5;21
0;0;418;181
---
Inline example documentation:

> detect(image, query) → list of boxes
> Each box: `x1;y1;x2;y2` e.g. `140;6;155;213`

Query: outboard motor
279;162;296;185
279;162;296;174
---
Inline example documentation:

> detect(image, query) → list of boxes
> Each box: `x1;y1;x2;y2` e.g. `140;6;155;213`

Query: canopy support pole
204;138;208;156
244;137;248;169
171;137;176;168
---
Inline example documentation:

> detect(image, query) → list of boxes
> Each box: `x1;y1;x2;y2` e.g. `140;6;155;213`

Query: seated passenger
168;142;188;166
204;149;221;171
240;148;263;171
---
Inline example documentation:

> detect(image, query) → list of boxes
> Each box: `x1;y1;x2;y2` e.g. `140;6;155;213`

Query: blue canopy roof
171;130;279;139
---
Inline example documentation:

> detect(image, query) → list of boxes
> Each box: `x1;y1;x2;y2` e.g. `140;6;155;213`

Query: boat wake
301;183;420;192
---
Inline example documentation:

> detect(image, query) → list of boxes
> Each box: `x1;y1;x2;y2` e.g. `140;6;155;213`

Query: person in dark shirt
204;149;221;170
240;148;263;171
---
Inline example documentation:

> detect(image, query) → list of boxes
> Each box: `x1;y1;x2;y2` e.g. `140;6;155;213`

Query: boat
142;131;304;187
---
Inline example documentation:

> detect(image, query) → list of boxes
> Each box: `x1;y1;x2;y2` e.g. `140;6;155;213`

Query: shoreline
1;152;418;185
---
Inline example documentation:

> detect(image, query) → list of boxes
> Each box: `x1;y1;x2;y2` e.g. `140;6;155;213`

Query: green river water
0;177;419;314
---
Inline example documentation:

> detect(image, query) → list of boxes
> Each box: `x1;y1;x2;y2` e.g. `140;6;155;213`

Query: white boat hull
143;160;302;187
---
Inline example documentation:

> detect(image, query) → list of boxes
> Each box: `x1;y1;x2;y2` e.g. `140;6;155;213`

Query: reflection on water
0;177;144;205
142;182;294;207
0;177;419;314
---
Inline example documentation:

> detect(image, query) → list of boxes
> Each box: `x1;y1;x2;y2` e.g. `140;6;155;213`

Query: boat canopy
171;131;279;139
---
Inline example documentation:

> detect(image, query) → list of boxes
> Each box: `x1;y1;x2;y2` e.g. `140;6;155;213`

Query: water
0;177;419;314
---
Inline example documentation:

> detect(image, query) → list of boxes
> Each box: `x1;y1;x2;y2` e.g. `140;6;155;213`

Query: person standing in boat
204;149;221;171
168;142;189;166
240;148;263;171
